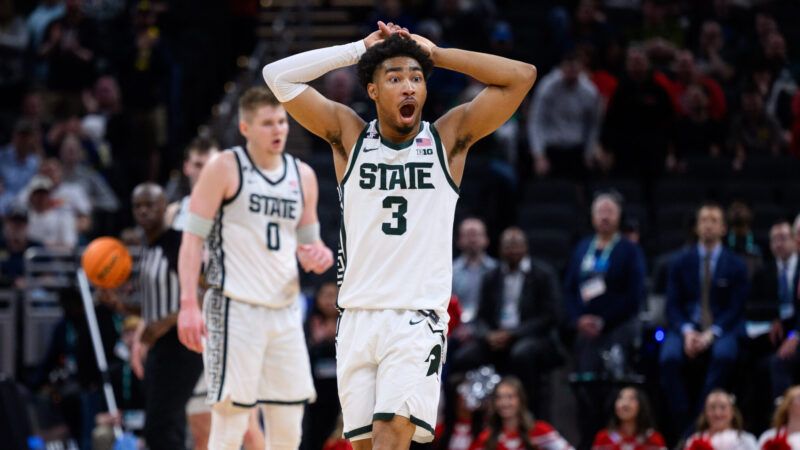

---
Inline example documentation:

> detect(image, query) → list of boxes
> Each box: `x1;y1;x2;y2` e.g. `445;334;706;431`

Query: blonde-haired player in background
177;86;333;450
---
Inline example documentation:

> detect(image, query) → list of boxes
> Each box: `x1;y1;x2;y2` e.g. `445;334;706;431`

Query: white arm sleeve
262;40;367;103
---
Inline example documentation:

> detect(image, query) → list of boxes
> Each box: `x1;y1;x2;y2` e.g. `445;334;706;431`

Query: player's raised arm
177;152;237;352
424;35;537;181
262;22;395;174
294;161;334;274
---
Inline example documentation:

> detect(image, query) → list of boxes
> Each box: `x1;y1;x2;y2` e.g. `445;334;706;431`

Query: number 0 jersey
336;120;459;312
206;147;304;307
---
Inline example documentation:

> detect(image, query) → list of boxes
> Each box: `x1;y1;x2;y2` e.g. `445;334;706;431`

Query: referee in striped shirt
130;182;203;450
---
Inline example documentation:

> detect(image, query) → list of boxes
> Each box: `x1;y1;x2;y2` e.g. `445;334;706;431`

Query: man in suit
563;192;646;449
450;227;560;412
761;220;800;397
660;202;749;436
742;219;799;432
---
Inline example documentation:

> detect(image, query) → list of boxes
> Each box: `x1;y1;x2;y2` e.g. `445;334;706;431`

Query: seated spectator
0;207;42;287
305;281;341;450
36;157;92;234
660;203;749;436
59;132;119;222
694;20;735;86
25;174;77;249
657;50;726;120
600;46;674;178
0;119;42;214
527;51;603;179
764;221;799;396
452;227;561;414
758;386;800;449
725;201;763;278
452;217;498;324
729;88;785;170
592;386;666;450
46;114;101;166
469;376;573;450
683;390;758;450
669;84;725;172
564;193;646;447
743;219;799;432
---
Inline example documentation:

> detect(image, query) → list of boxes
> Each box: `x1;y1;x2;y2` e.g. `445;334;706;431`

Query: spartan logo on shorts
425;344;442;376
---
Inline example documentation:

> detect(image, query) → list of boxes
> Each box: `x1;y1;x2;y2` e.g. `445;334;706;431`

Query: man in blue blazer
563;193;646;449
660;202;749;435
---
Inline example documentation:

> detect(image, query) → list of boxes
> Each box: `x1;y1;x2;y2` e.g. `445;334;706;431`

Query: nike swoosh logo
409;317;425;325
363;147;379;153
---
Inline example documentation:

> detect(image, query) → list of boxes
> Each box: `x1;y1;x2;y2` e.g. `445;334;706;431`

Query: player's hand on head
365;21;411;48
408;33;435;56
178;303;206;353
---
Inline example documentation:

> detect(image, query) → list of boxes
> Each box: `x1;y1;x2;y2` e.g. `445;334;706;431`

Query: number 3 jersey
206;146;303;307
337;120;459;312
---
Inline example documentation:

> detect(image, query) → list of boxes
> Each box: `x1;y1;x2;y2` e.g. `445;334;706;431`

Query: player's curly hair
356;34;434;89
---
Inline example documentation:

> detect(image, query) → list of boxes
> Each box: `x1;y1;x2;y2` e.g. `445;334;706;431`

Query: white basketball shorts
203;288;316;407
336;309;448;443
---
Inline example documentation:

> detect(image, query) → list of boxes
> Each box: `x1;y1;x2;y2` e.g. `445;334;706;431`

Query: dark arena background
1;0;800;449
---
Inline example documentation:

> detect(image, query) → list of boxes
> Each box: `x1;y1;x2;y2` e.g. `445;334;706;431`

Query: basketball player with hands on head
263;20;536;448
177;86;333;450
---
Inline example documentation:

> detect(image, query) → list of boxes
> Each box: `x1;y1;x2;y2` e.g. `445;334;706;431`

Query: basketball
81;237;133;289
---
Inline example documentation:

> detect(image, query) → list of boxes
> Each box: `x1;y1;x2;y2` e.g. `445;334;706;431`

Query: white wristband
262;40;367;103
184;212;213;239
297;222;321;245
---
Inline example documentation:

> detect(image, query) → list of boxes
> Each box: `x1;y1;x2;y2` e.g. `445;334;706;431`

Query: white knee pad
261;404;304;450
208;400;251;450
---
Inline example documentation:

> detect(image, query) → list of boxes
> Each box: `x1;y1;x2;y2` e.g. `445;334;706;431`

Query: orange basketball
81;237;133;289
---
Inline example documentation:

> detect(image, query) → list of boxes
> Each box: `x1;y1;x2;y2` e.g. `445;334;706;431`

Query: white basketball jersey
337;120;459;312
206;147;304;307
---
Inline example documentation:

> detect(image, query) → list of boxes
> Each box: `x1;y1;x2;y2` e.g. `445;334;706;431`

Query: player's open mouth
272;138;282;146
400;103;415;119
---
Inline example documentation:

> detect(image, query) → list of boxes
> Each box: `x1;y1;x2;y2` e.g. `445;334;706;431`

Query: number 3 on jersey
266;222;280;250
382;196;407;235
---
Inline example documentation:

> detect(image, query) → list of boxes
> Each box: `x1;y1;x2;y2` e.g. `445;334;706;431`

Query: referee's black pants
144;326;203;450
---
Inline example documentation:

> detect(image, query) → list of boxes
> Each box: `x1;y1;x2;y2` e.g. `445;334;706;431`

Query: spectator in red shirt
592;386;666;450
656;50;727;121
470;377;573;450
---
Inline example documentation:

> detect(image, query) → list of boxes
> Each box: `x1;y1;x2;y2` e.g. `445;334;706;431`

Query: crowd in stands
2;0;800;449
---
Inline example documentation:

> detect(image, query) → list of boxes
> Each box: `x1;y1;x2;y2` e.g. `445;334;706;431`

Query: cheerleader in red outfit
470;377;573;450
592;386;666;450
684;390;758;450
758;386;800;450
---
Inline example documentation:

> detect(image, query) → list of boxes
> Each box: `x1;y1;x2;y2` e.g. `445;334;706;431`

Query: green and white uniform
336;120;459;442
203;146;315;408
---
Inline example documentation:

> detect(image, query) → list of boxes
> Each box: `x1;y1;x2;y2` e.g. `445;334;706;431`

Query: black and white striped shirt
138;229;182;324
